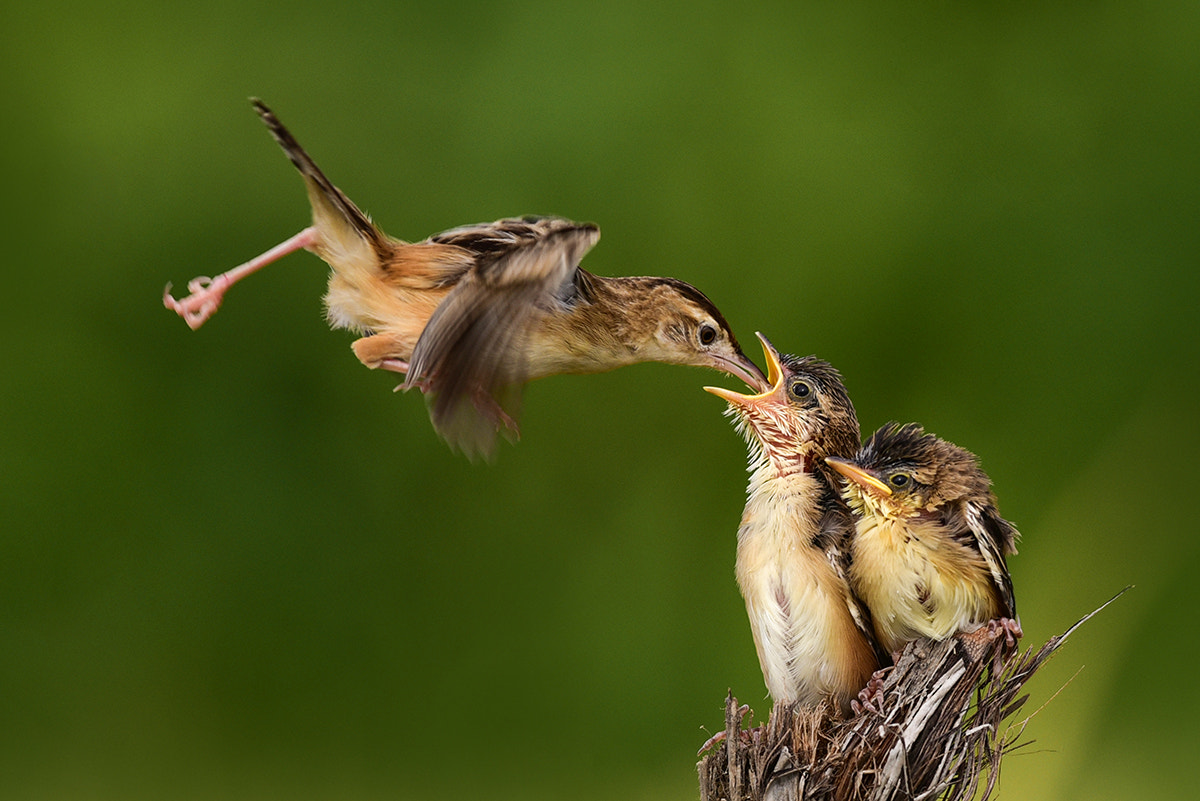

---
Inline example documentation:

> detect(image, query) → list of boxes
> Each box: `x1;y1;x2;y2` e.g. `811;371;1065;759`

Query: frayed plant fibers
698;589;1127;801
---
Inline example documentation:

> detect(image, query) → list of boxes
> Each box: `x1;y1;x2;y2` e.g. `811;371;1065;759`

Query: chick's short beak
825;457;893;496
704;331;782;405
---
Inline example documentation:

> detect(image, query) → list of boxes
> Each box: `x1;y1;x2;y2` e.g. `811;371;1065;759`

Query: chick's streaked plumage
164;99;764;458
706;334;882;712
826;423;1020;655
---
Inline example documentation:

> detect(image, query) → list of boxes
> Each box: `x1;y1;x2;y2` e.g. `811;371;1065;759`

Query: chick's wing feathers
822;515;890;668
961;501;1020;619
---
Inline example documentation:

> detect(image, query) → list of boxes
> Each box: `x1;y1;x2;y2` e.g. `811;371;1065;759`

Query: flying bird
705;334;883;712
164;99;764;457
825;422;1021;656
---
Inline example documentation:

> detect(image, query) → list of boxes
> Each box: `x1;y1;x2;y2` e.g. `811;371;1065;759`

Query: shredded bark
698;589;1127;801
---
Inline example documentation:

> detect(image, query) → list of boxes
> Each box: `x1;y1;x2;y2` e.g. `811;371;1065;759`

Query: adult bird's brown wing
405;217;601;458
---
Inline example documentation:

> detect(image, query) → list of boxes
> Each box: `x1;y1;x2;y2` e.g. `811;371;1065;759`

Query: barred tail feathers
250;98;383;273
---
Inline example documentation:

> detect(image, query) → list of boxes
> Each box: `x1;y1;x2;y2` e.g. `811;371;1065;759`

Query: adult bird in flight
165;100;764;457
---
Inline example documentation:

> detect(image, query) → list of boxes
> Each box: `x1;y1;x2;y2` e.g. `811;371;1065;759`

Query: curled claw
696;703;752;755
851;668;891;715
384;362;437;394
163;276;229;330
163;227;319;331
990;617;1023;651
958;618;1024;668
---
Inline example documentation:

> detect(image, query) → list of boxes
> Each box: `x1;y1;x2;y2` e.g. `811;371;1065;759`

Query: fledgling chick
705;334;883;712
164;100;764;458
825;423;1021;656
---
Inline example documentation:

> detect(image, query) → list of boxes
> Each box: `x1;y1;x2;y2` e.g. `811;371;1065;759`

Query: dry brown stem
698;589;1128;801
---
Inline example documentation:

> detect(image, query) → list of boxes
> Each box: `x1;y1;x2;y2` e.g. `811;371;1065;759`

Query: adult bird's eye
890;474;910;488
698;323;717;346
788;380;812;400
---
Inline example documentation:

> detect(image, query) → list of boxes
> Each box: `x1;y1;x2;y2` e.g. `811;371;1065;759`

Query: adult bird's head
613;277;765;390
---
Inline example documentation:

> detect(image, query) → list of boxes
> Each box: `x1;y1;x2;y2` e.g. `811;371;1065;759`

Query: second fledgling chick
164;100;764;458
826;423;1021;656
705;334;882;712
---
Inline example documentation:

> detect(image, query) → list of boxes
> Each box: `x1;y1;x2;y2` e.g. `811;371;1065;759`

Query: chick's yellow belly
852;518;999;653
737;488;874;706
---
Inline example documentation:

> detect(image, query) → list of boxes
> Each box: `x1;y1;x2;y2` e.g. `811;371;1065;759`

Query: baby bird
164;99;764;457
705;334;882;712
825;423;1021;656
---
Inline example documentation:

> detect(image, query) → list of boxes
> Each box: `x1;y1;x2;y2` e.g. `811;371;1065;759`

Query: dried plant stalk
698;589;1127;801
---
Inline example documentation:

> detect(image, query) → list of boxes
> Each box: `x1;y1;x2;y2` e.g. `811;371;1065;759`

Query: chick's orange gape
706;334;1026;719
165;100;764;458
705;334;885;714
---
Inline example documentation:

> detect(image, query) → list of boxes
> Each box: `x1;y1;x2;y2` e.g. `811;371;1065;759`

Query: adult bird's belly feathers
825;423;1021;655
705;334;883;713
164;99;764;458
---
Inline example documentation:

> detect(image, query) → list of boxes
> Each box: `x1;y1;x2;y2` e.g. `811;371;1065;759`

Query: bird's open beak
704;332;782;406
825;457;893;496
708;344;768;393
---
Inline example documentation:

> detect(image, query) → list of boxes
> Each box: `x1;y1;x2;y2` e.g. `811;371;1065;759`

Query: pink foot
163;274;232;330
989;617;1023;650
468;387;519;433
851;667;891;715
391;362;442;395
163;227;318;330
697;704;751;755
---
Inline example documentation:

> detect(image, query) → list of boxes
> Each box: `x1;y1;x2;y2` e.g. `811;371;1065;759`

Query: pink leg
163;227;319;330
380;359;422;393
378;359;411;375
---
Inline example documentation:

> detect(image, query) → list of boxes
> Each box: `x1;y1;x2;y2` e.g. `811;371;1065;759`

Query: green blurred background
2;1;1196;798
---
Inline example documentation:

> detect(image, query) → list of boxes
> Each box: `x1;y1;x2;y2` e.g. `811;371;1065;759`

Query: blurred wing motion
405;219;601;457
165;101;763;460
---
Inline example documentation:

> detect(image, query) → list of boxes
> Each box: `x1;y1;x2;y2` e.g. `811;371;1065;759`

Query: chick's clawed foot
696;704;753;756
957;618;1023;666
851;667;892;716
989;616;1023;650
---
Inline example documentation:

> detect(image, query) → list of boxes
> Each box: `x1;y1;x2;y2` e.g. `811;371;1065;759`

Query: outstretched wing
406;217;600;458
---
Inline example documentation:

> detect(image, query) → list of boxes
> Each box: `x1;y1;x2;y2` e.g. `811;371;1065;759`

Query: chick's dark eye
889;474;910;489
697;324;717;346
788;380;811;400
